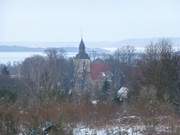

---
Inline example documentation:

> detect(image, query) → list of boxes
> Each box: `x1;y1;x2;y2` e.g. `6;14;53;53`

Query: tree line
0;39;180;134
0;40;180;110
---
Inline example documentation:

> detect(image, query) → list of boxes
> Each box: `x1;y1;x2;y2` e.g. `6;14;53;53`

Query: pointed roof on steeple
75;38;90;59
79;38;85;52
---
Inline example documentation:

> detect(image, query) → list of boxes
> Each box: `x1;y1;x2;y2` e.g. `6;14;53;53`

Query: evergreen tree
1;65;9;76
100;79;110;102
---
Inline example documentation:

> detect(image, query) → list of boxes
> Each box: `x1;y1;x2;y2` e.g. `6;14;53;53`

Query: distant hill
113;37;180;48
0;46;44;52
0;37;180;52
0;45;109;54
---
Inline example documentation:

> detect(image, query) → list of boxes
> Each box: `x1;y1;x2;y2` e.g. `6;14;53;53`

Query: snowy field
0;52;76;64
73;125;144;135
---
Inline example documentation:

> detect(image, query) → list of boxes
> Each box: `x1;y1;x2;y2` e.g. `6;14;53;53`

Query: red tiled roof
91;63;110;80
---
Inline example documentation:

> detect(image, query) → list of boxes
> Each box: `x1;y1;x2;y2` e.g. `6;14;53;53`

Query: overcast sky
0;0;180;42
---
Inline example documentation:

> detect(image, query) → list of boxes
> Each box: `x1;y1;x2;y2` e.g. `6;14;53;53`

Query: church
74;38;111;90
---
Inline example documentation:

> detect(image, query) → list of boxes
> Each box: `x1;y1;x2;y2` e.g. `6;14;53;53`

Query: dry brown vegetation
0;100;180;134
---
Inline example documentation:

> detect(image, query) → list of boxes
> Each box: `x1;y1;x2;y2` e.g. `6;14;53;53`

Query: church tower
74;38;91;90
76;38;90;59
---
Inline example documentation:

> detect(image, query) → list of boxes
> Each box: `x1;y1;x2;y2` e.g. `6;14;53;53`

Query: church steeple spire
79;38;85;54
76;38;90;59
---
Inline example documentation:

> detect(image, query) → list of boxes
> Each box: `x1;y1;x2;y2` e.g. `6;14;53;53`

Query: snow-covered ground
73;125;144;135
72;115;180;135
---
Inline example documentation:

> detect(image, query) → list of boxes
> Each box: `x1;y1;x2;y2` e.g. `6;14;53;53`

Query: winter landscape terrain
1;0;180;134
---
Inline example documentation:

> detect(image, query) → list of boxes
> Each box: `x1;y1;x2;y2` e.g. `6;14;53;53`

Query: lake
0;52;77;64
